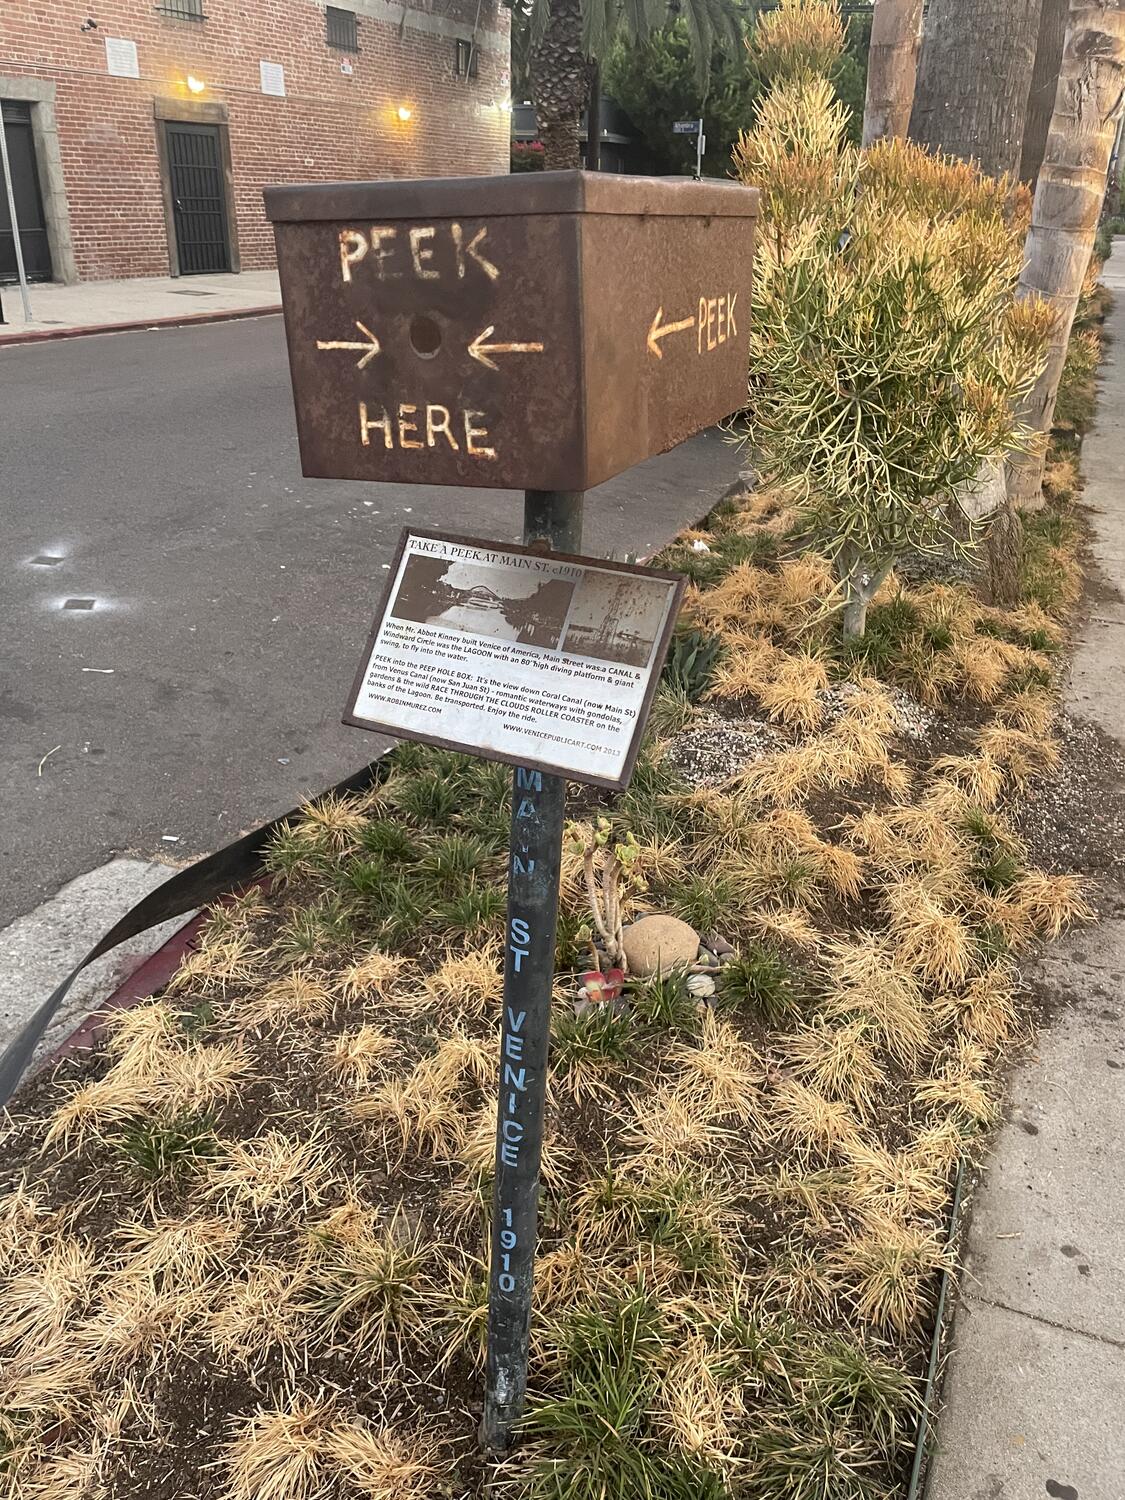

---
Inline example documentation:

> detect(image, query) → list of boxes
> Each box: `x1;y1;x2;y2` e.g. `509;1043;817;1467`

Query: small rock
695;949;722;970
705;932;735;956
687;973;717;998
622;915;701;977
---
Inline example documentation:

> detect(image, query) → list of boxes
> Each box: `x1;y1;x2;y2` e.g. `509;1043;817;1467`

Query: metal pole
586;62;602;172
695;118;705;180
0;110;33;323
480;488;583;1454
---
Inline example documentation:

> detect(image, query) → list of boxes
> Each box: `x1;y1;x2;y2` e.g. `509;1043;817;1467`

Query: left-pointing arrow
315;320;381;370
647;306;695;359
468;325;546;371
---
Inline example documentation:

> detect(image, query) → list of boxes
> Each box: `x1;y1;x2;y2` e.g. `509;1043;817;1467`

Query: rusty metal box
264;171;759;494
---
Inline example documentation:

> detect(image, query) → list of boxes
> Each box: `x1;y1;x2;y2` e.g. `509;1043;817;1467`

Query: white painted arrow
647;306;695;358
468;325;546;371
315;320;381;370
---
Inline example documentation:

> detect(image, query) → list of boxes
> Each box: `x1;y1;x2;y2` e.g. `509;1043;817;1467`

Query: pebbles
664;713;786;786
817;681;935;741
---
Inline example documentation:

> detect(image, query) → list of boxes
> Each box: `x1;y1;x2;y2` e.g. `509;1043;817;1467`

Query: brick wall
0;0;511;281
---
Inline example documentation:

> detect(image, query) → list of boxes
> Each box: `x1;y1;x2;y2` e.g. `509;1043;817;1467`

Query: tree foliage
507;0;741;93
604;24;765;175
604;11;869;177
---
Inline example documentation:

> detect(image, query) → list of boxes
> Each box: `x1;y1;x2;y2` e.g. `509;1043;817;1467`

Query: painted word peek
338;222;501;283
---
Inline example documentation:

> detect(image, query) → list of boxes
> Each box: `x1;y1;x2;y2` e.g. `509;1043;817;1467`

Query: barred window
326;5;359;51
455;37;479;78
155;0;206;19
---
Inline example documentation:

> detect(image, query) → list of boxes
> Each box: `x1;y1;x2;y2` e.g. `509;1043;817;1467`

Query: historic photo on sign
561;570;674;668
345;530;685;788
390;554;576;649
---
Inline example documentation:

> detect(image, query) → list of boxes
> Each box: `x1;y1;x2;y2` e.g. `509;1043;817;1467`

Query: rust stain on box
264;170;759;493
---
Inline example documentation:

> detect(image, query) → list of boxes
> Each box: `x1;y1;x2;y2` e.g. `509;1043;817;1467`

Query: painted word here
358;400;496;459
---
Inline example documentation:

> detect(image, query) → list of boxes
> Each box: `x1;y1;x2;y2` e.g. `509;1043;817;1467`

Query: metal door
0;102;53;283
166;122;230;275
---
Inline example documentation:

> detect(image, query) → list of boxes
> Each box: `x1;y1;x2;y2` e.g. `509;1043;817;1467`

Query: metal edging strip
907;1157;969;1500
0;756;386;1112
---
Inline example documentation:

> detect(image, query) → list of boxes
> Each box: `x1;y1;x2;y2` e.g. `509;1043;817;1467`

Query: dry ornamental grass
0;465;1096;1500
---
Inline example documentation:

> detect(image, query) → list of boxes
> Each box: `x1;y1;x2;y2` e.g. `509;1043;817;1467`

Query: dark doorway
166;122;230;275
0;101;53;284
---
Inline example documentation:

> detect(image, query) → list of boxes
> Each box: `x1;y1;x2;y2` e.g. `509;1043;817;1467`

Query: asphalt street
0;314;740;926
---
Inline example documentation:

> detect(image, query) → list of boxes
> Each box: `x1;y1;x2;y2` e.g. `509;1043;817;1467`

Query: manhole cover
30;554;64;566
62;598;96;610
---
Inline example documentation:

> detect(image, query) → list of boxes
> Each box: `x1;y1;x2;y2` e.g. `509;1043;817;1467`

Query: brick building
0;0;510;284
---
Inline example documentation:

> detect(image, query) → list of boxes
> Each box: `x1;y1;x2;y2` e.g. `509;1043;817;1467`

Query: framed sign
344;529;685;789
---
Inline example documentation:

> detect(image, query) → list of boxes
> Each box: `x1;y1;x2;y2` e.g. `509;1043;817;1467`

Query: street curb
44;906;208;1065
0;302;282;347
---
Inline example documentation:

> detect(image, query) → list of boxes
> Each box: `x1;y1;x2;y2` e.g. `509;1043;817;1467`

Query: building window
326;6;359;51
155;0;206;19
455;37;479;78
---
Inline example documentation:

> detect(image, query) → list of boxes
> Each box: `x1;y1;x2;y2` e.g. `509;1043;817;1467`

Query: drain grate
62;598;96;611
30;554;64;566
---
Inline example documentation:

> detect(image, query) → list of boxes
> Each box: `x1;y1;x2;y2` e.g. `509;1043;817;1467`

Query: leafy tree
506;0;741;170
604;24;765;176
604;11;870;177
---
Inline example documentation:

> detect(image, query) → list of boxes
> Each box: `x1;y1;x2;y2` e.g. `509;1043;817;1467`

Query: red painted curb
46;876;271;1066
46;910;209;1064
0;303;282;347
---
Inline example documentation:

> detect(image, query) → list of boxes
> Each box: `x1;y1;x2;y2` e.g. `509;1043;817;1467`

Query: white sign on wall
345;530;685;789
104;37;140;79
260;60;286;97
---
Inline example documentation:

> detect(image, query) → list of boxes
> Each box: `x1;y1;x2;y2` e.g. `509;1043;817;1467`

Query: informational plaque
345;530;685;789
260;60;286;97
105;37;140;79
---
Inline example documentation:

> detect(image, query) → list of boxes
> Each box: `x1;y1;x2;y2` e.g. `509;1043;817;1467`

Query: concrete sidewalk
927;249;1125;1499
0;269;281;344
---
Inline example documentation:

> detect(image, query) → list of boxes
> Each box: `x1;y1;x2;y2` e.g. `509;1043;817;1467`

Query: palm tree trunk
989;497;1025;606
530;0;587;172
910;0;1043;178
1007;1;1125;512
1020;0;1069;187
862;0;924;147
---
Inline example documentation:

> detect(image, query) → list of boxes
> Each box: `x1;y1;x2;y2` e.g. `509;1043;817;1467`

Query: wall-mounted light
186;75;206;94
79;17;98;30
496;97;512;114
396;104;413;122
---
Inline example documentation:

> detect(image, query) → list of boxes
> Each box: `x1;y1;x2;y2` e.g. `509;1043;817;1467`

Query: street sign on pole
266;169;759;1453
672;119;699;133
